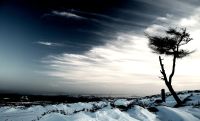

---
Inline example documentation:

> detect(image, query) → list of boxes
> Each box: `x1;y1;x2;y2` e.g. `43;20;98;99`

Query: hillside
0;90;200;121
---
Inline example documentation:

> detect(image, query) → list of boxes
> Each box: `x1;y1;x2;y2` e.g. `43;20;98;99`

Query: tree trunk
166;83;182;106
159;56;182;106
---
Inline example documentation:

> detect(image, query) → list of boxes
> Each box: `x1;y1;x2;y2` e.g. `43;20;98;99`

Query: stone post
161;89;165;102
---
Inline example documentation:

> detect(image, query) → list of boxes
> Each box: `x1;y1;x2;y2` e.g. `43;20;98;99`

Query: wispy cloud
71;9;148;28
51;11;85;19
47;9;148;30
36;41;63;47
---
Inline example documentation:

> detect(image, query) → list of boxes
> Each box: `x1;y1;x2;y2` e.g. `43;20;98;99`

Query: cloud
133;0;198;15
47;9;149;31
51;11;85;19
144;24;166;36
179;8;200;28
42;33;158;84
155;14;173;23
36;41;63;47
42;6;200;95
70;9;148;28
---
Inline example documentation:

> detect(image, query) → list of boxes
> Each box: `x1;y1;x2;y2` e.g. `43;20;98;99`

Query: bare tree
146;27;194;106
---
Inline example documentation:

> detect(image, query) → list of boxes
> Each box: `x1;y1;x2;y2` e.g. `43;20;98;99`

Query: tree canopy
147;28;194;58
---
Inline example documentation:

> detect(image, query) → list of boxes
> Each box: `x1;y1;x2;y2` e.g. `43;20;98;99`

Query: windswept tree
146;27;194;106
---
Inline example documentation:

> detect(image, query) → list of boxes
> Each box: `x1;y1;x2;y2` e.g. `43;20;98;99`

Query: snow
179;106;200;119
127;106;158;121
185;93;200;105
114;99;133;107
156;106;200;121
1;91;200;121
40;113;68;121
90;108;139;121
40;108;140;121
164;93;191;107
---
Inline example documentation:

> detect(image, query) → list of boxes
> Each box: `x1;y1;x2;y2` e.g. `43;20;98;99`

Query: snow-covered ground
0;90;200;121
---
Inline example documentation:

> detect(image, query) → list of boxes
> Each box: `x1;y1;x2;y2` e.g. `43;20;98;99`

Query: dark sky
0;0;200;96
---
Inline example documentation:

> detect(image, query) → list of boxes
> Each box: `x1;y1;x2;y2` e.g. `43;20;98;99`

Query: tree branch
159;56;168;84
